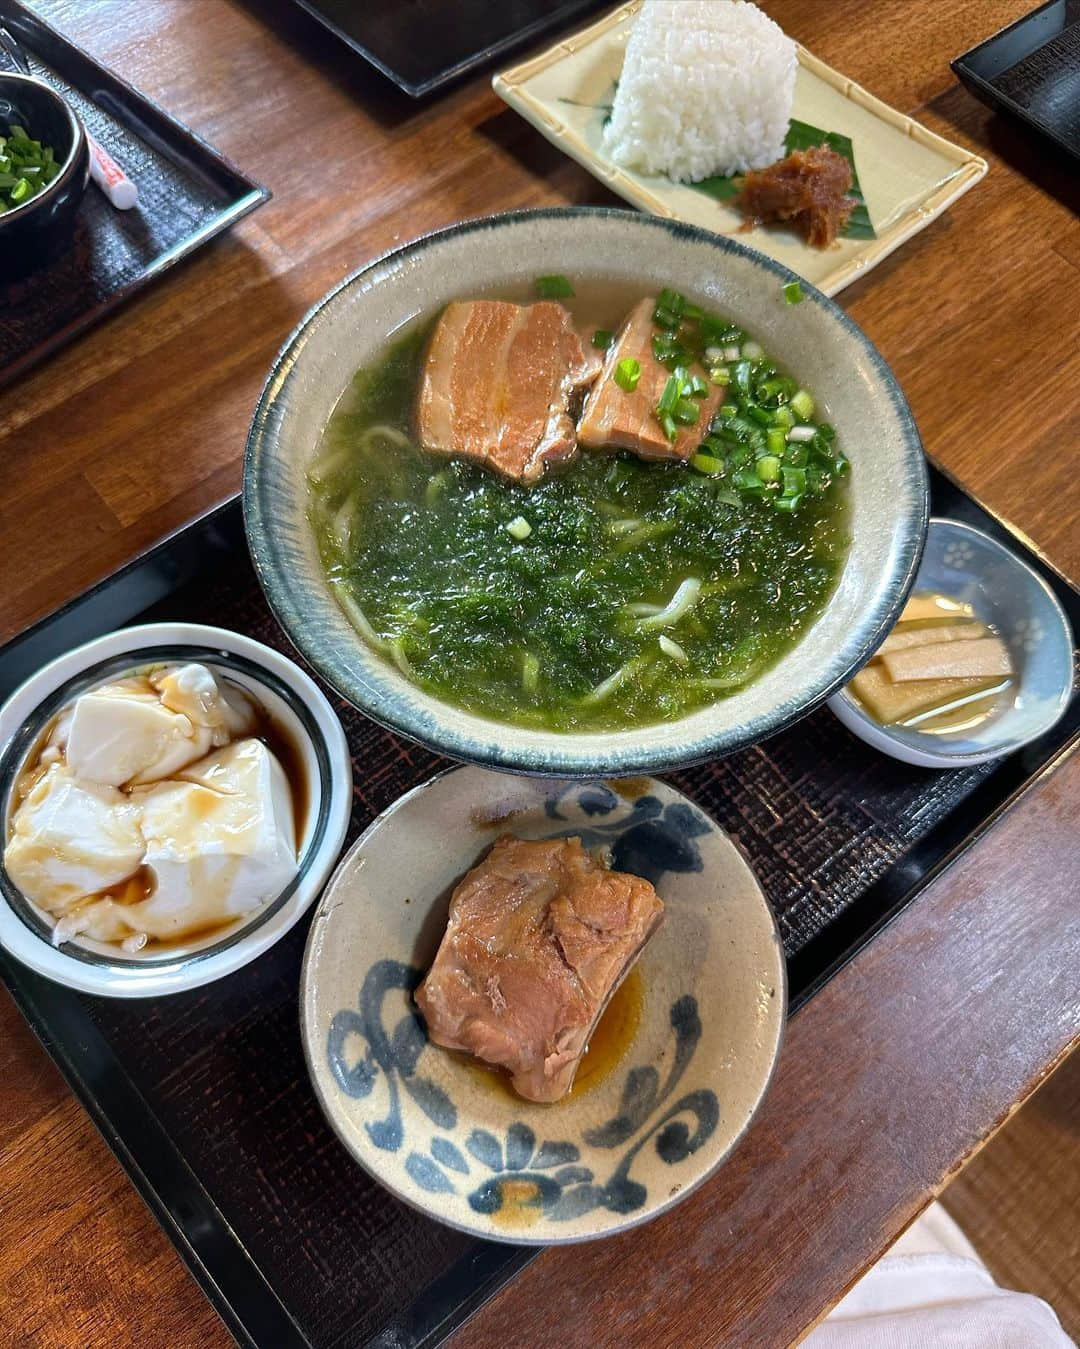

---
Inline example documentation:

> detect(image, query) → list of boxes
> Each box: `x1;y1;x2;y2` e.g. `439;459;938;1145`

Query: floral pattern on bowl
302;767;786;1243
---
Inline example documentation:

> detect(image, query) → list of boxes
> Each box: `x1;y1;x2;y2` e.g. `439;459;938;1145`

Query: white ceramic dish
0;623;352;996
301;765;786;1243
829;519;1075;767
493;2;988;297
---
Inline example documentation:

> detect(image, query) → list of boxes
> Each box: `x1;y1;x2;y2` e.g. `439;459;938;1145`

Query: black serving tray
0;0;268;386
1;463;1077;1348
952;0;1080;161
279;0;610;98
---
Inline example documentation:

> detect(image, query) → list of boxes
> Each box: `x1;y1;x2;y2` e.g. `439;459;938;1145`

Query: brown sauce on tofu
736;145;855;248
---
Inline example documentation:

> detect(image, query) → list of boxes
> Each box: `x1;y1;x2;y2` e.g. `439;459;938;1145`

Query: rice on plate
604;0;797;182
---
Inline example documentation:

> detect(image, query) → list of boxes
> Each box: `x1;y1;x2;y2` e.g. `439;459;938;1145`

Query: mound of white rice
604;0;797;182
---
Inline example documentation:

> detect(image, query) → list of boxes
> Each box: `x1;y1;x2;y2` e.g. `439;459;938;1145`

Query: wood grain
0;1;1077;1346
944;1048;1080;1341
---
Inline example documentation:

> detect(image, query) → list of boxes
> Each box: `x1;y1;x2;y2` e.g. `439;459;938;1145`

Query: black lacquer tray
0;0;268;386
279;0;611;98
1;463;1077;1348
952;0;1080;162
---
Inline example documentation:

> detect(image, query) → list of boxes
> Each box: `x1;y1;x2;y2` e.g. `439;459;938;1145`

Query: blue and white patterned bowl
829;518;1075;767
300;766;786;1243
245;207;928;776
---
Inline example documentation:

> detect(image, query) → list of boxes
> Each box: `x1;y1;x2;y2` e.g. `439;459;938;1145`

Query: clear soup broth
308;281;852;731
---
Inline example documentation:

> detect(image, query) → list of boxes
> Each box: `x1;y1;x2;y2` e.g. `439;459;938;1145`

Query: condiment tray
0;0;268;387
0;462;1075;1346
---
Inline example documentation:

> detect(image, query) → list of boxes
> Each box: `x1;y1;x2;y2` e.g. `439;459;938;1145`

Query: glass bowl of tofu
828;519;1074;768
0;623;352;996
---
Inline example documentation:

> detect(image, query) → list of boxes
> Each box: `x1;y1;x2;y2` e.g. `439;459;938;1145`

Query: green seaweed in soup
308;299;851;732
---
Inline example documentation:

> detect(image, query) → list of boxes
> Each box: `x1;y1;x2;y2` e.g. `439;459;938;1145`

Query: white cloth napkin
806;1203;1076;1348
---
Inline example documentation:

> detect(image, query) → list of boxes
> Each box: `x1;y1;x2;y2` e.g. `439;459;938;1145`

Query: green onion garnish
686;372;709;399
505;516;532;540
534;274;574;299
657;374;682;416
659;411;678;442
755;455;782;483
790;388;815;421
673;398;700;426
0;123;63;209
767;427;787;457
592;328;614;349
690;452;725;476
783;281;804;305
614;358;641;392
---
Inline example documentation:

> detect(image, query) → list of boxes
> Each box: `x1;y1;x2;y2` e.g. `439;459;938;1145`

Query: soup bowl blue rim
244;207;929;776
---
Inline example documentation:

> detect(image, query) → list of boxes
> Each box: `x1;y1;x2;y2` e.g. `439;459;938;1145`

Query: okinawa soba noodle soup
307;281;851;732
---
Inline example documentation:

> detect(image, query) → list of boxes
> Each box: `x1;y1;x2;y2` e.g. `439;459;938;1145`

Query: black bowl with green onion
0;72;89;273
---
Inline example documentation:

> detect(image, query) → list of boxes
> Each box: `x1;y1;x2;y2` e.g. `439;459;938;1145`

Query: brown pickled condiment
736;144;855;248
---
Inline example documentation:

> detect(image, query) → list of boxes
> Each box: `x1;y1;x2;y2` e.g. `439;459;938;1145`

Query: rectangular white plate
494;2;988;296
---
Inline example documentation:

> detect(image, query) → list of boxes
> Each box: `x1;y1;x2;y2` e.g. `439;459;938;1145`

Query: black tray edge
2;955;308;1349
0;0;272;387
285;0;605;98
950;0;1080;164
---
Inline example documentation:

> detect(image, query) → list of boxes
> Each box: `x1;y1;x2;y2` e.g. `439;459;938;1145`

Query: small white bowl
0;623;352;996
829;519;1075;768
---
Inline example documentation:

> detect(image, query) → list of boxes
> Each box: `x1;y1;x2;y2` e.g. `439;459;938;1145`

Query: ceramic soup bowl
245;207;928;776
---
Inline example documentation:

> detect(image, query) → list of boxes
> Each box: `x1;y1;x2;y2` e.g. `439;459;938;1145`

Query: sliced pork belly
416;299;600;484
415;834;664;1103
578;297;724;461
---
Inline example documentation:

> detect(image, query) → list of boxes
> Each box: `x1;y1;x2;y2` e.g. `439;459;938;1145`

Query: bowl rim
0;71;86;223
244;206;929;776
0;622;353;997
298;764;788;1244
827;516;1075;767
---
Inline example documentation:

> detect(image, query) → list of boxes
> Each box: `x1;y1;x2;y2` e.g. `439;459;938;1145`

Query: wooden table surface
1;1;1078;1345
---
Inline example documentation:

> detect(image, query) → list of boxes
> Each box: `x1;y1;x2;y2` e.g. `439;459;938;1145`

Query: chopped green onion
755;455;782;483
614;358;641;392
506;516;532;540
690;452;725;476
783;280;804;305
653;305;680;330
787;425;816;443
656;288;685;316
774;493;804;512
742;340;764;361
723;344;741;363
657;374;682;415
681;302;705;322
767;427;787;457
9;177;31;203
673;398;700;426
709;366;731;386
592;328;614;349
782;466;807;496
686;372;709;398
534;274;574;298
773;406;796;428
718;404;738;421
659;411;678;442
790;388;815;420
732;468;766;493
732;361;752;396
